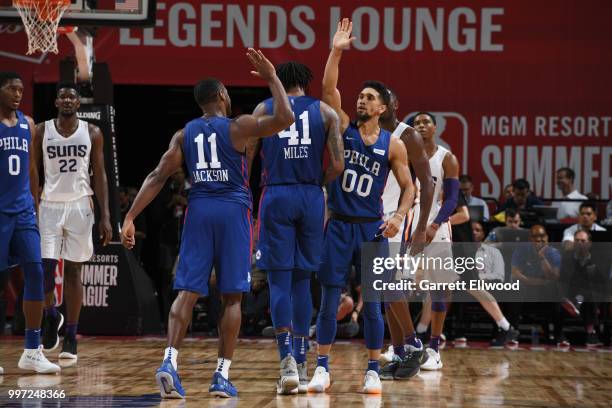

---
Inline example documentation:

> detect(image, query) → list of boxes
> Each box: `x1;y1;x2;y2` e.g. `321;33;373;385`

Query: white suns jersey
414;145;450;225
381;122;409;216
42;119;93;202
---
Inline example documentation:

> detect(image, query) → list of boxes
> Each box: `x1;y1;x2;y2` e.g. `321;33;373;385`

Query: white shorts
402;206;457;283
39;196;94;262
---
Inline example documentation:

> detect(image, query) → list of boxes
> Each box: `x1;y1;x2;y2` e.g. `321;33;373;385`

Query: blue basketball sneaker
209;371;238;398
155;359;185;399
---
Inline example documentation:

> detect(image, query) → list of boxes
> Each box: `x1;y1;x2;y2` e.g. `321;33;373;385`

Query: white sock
496;318;510;331
164;347;178;371
416;323;428;334
217;358;231;380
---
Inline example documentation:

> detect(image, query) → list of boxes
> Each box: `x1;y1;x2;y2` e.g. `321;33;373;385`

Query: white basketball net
13;0;71;54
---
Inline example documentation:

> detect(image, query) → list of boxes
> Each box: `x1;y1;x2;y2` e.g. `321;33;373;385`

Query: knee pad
23;262;44;301
42;258;58;295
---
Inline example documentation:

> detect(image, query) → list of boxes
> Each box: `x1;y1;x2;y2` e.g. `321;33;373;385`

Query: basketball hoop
13;0;72;54
57;25;77;35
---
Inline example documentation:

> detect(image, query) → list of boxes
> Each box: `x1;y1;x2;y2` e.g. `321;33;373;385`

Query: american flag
115;0;139;11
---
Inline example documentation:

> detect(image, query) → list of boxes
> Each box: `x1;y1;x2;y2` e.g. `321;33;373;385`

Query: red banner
2;0;611;200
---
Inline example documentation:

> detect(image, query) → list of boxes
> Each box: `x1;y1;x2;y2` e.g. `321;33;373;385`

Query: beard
356;111;371;122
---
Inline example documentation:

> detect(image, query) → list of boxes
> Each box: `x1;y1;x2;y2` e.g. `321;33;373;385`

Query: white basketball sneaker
380;345;395;364
18;346;60;374
363;370;382;394
307;366;330;393
297;362;308;393
277;355;299;395
420;348;443;371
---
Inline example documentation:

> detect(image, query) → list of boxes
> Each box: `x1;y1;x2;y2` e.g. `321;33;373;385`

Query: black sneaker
379;355;400;380
41;311;64;351
394;346;423;379
490;327;519;348
586;332;602;348
59;335;78;360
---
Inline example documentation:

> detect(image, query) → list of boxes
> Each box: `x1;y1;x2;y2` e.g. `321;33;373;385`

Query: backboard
0;0;156;26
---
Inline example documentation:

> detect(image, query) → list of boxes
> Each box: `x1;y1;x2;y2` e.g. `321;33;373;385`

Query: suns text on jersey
345;149;382;176
0;136;28;152
284;146;309;159
192;169;229;183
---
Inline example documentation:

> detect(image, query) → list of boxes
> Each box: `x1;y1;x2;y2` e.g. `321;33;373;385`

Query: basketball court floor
1;338;611;407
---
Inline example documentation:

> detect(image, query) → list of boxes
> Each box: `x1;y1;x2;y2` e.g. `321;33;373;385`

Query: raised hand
246;48;276;81
333;18;356;51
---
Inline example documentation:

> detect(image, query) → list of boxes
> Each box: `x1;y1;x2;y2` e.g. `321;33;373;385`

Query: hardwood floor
0;337;611;407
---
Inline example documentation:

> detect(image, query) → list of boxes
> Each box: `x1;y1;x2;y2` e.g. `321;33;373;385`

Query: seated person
508;225;563;344
459;174;490;221
560;229;607;347
562;202;607;250
551;167;587;221
499;178;544;212
486;209;526;243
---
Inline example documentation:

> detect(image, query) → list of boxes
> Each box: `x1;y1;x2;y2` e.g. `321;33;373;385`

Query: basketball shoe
277;355;299;395
209;371;238;398
18;346;60;374
307;366;330;393
155;358;185;399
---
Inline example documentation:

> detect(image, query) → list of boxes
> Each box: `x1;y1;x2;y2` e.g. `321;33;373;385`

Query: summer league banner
2;1;611;199
360;242;612;304
76;244;161;335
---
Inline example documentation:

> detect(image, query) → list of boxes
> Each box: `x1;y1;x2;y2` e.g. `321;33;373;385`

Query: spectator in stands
602;200;612;226
502;184;513;203
510;225;563;344
560;230;606;347
500;178;544;211
485;209;525;243
459;174;490;221
552;167;587;221
562;202;607;248
472;222;505;283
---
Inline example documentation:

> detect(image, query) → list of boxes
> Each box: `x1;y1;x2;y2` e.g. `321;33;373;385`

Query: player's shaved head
194;78;224;106
56;82;79;96
276;61;313;91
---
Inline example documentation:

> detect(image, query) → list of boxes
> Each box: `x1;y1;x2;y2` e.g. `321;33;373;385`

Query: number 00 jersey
183;116;251;209
327;123;391;219
42;119;93;202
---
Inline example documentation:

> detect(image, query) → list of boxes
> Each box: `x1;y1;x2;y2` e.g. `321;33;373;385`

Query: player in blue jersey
307;19;421;395
0;72;60;374
120;49;294;399
247;61;344;395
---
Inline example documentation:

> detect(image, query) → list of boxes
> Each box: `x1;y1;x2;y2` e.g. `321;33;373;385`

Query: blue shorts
174;198;252;296
0;208;41;271
318;218;388;288
256;184;324;271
